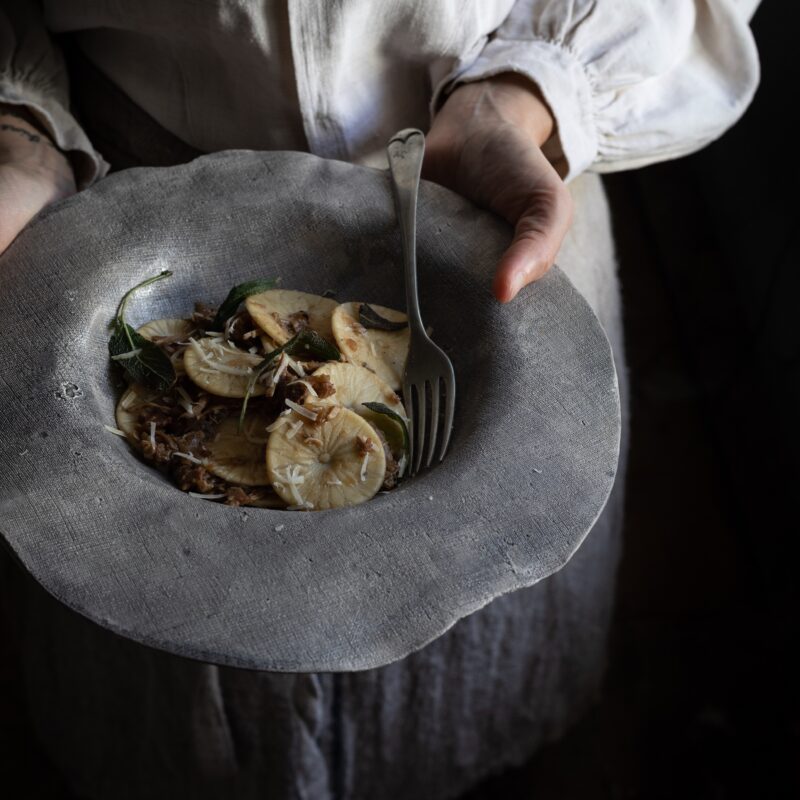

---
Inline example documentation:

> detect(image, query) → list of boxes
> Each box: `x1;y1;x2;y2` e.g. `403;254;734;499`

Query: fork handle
387;128;426;336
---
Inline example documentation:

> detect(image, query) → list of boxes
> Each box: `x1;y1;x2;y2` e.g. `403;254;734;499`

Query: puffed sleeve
0;0;108;188
434;0;761;183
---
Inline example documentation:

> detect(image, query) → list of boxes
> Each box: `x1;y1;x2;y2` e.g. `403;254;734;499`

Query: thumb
493;180;573;303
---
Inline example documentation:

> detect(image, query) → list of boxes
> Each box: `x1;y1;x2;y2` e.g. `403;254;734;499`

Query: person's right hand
0;105;76;256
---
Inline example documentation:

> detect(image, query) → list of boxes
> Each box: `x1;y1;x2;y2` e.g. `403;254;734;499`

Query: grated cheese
271;352;290;384
104;424;127;437
285;399;318;421
286;355;306;377
287;501;314;511
175;386;194;416
286;420;304;439
288;379;318;398
196;364;253;377
111;348;142;361
172;451;204;465
326;476;343;486
149;421;156;450
360;452;370;482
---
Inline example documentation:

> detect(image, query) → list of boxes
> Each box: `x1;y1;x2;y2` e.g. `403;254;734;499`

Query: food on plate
107;273;412;510
245;288;338;345
331;301;410;390
266;407;387;510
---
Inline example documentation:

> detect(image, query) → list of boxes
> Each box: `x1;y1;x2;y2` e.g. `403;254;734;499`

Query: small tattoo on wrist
0;121;56;149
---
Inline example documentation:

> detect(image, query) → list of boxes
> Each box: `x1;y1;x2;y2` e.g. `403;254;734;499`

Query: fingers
493;180;573;303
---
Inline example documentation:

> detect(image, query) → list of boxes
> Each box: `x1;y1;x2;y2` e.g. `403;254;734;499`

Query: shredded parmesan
149;421;156;450
326;476;343;486
188;492;226;500
275;464;308;507
286;419;304;439
114;347;144;362
196;364;253;377
175;386;194;416
271;352;290;384
360;452;370;481
104;424;127;437
285;399;318;421
287;501;314;511
369;341;378;357
288;379;318;398
172;451;204;464
286;355;306;377
248;346;257;354
111;348;143;361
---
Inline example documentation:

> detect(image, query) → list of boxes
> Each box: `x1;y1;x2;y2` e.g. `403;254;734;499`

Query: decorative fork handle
386;128;426;339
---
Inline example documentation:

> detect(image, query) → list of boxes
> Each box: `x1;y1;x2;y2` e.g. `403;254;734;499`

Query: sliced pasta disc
267;407;386;510
245;289;338;345
259;333;281;353
310;362;404;418
115;383;160;441
136;318;193;341
331;302;409;390
183;337;265;398
205;413;271;486
137;318;194;375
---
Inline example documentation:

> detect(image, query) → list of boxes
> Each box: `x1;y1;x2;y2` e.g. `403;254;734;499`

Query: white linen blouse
1;1;761;189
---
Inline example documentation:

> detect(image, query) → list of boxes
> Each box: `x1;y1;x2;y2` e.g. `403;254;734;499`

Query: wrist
0;103;73;177
447;73;555;148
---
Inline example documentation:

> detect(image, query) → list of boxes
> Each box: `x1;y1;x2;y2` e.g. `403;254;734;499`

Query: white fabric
1;0;760;187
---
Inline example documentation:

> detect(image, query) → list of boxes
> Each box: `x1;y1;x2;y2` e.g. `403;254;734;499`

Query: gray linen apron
7;45;629;799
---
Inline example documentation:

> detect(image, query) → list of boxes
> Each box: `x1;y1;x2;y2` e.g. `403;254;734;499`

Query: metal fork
386;128;456;475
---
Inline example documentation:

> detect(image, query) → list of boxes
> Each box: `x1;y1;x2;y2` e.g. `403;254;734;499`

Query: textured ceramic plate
0;150;620;671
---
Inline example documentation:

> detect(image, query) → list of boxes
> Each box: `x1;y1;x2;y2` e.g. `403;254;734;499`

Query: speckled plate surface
0;150;620;671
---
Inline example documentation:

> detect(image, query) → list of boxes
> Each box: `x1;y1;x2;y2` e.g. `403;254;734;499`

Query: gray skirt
8;45;630;800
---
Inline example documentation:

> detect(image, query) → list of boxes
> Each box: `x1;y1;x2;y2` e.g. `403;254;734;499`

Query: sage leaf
109;322;176;391
282;329;341;362
108;270;176;391
358;303;408;332
361;401;410;459
211;278;277;330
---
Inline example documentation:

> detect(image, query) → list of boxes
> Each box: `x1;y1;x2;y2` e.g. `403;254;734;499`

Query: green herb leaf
358;303;408;332
109;322;176;391
112;270;173;330
109;270;176;390
283;329;341;362
211;279;277;330
361;401;410;464
238;330;341;431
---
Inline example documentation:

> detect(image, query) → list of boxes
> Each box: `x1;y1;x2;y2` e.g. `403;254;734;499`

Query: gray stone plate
0;150;620;672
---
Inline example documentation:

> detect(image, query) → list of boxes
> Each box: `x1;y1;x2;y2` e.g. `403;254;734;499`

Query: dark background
2;2;796;797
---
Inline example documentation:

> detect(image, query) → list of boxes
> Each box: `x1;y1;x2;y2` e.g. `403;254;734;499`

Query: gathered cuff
1;78;110;189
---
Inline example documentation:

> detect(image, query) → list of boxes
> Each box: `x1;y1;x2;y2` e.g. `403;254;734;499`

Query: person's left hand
423;73;573;303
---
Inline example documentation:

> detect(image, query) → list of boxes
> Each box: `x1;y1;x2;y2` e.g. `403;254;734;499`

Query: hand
423;73;573;303
0;104;76;256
